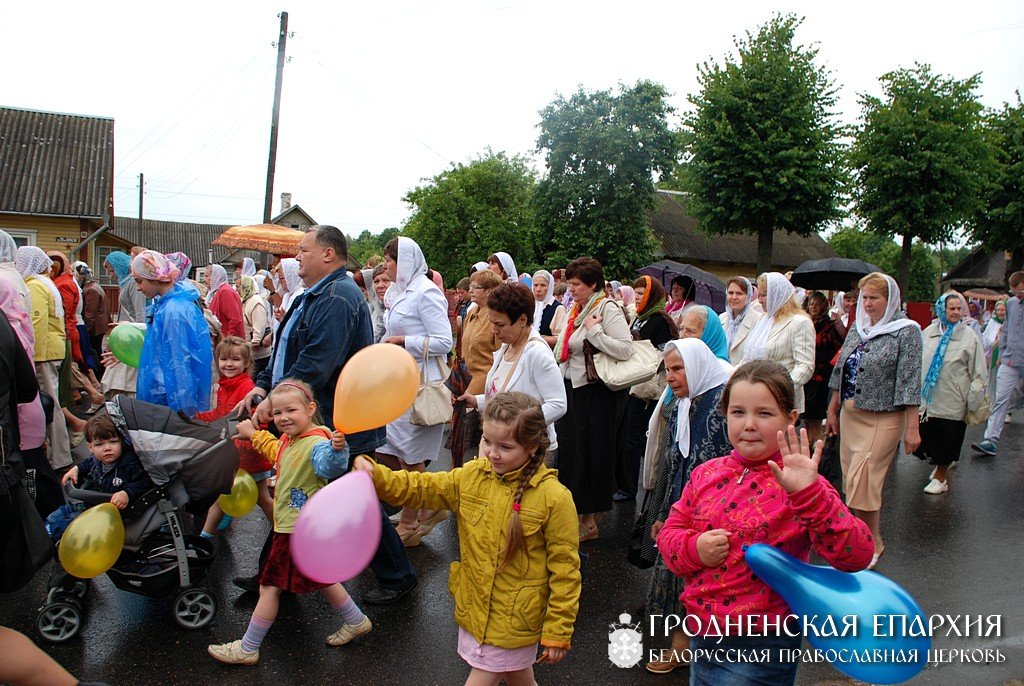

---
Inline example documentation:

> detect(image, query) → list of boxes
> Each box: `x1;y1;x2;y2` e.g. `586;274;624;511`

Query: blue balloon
745;543;930;684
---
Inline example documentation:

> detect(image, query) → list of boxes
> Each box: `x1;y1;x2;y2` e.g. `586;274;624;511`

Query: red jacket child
194;372;271;473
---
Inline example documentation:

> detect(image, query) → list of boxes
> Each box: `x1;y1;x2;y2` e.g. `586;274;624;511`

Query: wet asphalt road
2;417;1022;686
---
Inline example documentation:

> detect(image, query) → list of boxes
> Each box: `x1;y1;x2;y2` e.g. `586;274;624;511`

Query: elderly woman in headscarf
636;338;733;673
619;285;637;324
15;246;72;470
915;292;987;495
0;230;30;311
678;304;732;370
617;275;680;502
377;237;454;546
827;272;922;569
982;299;1007;404
235;256;257;283
355;266;387;343
204;264;244;338
132;250;213;416
742;272;815;414
531;269;566;348
486;251;518;284
719;276;762;365
239;274;273;377
272;258;303;324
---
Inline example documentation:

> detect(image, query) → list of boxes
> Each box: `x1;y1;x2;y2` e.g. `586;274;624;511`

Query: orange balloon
334;343;419;433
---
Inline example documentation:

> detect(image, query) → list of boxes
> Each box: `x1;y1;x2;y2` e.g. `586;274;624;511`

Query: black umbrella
637;260;727;313
789;258;881;292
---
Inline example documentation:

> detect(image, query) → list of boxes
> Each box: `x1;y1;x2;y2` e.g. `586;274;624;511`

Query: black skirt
801;379;831;420
916;417;967;466
554;379;628;515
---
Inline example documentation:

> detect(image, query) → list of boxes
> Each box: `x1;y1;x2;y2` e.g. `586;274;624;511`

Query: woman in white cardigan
742;272;816;414
458;283;567;455
720;276;762;365
378;236;454;546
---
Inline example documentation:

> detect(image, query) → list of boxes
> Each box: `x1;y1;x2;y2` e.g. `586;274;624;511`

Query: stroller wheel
37;600;83;642
172;587;217;629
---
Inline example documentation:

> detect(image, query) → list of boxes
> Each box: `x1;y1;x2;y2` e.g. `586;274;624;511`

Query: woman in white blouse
720;276;762;365
459;283;566;458
742;272;816;414
377;237;454;547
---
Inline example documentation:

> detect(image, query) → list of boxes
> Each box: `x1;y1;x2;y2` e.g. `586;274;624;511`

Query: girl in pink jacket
657;360;874;685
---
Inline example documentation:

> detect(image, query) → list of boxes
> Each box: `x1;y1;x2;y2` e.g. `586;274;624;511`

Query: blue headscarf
921;293;959;405
697;305;730;362
105;251;132;286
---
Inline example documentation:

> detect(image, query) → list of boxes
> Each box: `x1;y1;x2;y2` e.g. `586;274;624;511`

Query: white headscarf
241;257;257;277
532;269;555;331
15;246;65;318
0;230;17;263
471;261;489;273
724;276;754;345
385;237;431;310
855;274;920;341
205;264;228;305
742;272;795;362
662;338;732;457
493;252;517;283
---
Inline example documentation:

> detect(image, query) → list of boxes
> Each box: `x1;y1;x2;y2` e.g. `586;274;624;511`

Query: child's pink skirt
457;627;537;673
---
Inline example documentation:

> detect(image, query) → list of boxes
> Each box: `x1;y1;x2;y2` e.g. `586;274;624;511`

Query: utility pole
138;172;144;232
263;11;289;224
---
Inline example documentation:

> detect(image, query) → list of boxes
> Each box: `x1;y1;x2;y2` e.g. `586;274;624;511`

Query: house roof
0;106;114;218
109;216;263;266
650;191;836;269
270;204;316;228
940;246;1008;290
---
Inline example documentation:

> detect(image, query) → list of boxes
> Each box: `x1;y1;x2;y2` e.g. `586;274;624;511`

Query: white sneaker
208;639;259;665
929;461;956;480
326;617;372;646
924;478;949;495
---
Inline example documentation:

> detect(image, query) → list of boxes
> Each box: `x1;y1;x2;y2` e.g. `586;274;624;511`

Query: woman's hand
583;312;602;331
100;351;119;369
824;410;840;437
536;646;567;665
235;419;256;441
455;393;478;409
352;455;375;475
650;520;664;542
770;426;823;494
696;529;732;567
383;336;406;346
273;307;284;322
261;332;273;348
904;425;921;455
330;430;347;451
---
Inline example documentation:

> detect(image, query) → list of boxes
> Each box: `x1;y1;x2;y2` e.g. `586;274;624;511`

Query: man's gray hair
307;224;348;261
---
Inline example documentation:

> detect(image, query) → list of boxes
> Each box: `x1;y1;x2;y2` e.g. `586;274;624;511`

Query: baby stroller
37;396;239;642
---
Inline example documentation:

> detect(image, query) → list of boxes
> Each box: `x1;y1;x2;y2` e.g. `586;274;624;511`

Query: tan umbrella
963;288;1007;302
212;224;304;254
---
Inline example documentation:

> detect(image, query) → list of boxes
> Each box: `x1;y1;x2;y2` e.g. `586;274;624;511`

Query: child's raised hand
769;425;823;494
110;491;129;510
330;430;347;451
60;466;79;487
352;455;375;475
536;646;567;664
696;529;732;567
234;419;256;440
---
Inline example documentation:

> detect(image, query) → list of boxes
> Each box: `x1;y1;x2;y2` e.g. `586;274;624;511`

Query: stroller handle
64;480;115;505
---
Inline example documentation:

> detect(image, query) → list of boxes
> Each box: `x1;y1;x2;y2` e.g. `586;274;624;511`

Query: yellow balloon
333;343;419;433
59;503;125;579
218;469;258;517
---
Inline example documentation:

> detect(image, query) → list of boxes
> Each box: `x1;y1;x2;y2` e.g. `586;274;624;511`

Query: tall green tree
850;63;997;295
402;151;538;281
827;226;939;301
972;95;1024;279
534;80;679;278
679;14;846;274
346;228;400;266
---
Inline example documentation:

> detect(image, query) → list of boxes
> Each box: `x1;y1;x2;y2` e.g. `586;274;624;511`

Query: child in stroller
37;395;240;643
45;414;153;542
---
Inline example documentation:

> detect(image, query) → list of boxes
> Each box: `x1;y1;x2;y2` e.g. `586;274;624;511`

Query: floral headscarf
164;252;192;282
131;250;181;283
0;275;34;354
238;274;257;303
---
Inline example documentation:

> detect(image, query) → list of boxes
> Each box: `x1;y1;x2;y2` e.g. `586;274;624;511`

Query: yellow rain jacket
369;456;581;650
26;277;65;362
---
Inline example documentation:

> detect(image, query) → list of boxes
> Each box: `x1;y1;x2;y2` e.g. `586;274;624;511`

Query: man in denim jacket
238;225;418;604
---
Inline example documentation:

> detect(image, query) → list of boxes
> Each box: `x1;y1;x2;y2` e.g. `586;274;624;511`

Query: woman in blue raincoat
130;250;213;416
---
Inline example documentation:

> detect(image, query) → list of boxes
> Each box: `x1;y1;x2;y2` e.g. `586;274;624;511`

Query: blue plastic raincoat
137;281;213;416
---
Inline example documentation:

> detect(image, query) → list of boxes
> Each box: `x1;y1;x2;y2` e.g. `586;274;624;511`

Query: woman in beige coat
916;292;987;494
720;276;761;365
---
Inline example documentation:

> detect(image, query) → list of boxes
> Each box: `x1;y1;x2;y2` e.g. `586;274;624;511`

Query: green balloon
109;324;145;368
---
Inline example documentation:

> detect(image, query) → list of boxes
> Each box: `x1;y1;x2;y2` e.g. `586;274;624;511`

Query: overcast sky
3;1;1022;236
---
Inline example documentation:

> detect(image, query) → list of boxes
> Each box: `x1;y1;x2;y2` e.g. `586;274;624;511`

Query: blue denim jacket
256;267;385;453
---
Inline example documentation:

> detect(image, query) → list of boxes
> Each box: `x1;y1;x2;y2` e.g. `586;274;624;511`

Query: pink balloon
290;471;382;584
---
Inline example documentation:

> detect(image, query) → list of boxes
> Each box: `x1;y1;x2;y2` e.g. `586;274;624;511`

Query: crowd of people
2;223;1023;685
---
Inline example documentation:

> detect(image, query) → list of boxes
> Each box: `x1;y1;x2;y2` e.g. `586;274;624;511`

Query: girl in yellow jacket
207;379;372;665
353;391;581;686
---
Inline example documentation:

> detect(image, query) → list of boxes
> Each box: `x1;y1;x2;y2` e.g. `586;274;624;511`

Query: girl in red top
196;337;273;537
657;360;873;686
